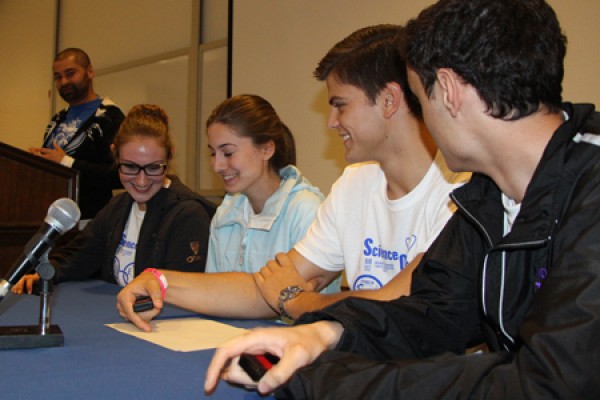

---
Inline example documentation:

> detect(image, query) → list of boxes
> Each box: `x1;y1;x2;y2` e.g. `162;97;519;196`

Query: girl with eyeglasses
12;104;216;294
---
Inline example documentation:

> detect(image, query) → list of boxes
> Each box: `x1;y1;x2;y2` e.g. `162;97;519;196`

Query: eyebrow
119;159;164;165
54;68;78;75
208;143;236;151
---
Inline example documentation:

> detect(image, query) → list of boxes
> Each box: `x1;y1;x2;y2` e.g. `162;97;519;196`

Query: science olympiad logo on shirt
353;274;384;290
363;236;416;271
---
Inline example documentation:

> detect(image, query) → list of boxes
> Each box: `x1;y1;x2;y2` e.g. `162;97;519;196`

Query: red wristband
144;268;168;299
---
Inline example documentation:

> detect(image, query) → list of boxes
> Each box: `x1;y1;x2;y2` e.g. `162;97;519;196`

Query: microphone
0;198;80;300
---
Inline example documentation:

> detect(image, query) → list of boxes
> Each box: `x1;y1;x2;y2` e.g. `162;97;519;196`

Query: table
0;280;276;399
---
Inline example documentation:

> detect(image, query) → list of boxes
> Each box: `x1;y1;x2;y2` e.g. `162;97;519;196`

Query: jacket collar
452;103;596;247
213;165;320;231
53;96;116;122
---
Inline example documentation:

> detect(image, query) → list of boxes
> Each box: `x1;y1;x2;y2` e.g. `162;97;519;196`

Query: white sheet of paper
106;317;248;352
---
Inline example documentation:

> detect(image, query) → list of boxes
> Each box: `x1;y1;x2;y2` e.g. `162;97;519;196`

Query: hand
116;271;164;332
28;141;66;163
11;273;40;295
254;253;318;311
204;320;344;395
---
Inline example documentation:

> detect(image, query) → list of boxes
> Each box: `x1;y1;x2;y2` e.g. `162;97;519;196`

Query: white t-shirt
113;203;146;286
502;193;521;234
294;152;470;290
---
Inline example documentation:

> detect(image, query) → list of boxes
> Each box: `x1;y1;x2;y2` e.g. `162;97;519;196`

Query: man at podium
29;48;125;220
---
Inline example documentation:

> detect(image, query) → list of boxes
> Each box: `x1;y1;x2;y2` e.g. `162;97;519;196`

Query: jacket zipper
451;192;549;349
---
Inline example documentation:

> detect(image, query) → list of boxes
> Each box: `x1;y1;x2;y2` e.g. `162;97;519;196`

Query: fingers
10;274;40;295
205;337;252;392
205;329;277;394
29;147;43;156
262;252;292;272
205;344;236;393
116;276;164;332
261;254;293;280
205;323;342;395
257;344;309;394
116;293;153;332
222;355;257;388
25;274;40;294
274;252;293;268
257;323;343;393
205;326;315;395
11;279;25;295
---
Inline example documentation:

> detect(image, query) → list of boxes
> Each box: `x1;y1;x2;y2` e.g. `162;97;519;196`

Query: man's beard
59;79;89;103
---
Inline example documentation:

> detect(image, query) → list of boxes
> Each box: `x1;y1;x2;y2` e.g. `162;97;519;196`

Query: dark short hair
406;0;566;120
314;24;422;118
55;48;92;69
206;94;296;171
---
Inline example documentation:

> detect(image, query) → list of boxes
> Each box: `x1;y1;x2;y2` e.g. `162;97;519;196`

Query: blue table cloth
0;280;276;399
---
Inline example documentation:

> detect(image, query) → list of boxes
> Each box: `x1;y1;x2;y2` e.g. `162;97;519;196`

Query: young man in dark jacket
204;0;600;398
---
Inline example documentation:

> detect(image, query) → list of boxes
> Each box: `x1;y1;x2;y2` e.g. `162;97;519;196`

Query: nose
212;153;225;173
134;170;149;186
56;75;70;87
327;109;340;129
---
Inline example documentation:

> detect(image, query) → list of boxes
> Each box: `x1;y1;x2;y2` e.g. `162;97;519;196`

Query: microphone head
44;198;81;233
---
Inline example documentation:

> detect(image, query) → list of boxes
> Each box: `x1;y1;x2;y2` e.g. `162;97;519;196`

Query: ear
87;63;96;79
380;82;404;119
110;143;115;153
435;68;462;117
261;140;275;161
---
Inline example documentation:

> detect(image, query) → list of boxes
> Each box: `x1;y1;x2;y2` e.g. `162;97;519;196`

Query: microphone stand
0;250;64;349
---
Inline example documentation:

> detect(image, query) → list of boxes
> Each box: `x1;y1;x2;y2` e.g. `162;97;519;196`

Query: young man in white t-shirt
253;25;469;320
116;24;469;330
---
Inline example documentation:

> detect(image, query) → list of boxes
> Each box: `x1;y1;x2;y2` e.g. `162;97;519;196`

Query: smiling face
53;55;94;105
207;122;273;198
118;137;168;210
325;75;387;164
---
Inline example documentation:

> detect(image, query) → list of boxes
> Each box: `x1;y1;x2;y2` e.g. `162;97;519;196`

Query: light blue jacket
206;165;339;293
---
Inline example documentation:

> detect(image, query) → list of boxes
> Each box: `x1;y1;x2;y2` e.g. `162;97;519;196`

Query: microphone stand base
0;325;63;349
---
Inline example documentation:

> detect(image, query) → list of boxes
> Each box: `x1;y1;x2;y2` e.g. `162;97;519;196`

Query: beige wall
0;0;56;150
232;0;600;194
1;0;599;196
552;0;600;105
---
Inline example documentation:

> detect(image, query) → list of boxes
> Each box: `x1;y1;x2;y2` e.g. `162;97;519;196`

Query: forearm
286;287;411;320
285;290;372;320
295;292;476;361
161;270;278;319
285;259;418;320
279;349;515;399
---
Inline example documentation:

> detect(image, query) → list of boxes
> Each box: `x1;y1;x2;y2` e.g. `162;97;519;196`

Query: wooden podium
0;141;78;277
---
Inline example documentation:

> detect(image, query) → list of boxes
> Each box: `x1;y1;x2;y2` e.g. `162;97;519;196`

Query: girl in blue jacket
205;95;328;288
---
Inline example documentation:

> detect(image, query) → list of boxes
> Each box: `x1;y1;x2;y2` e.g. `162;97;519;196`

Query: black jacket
44;97;125;219
282;103;600;399
50;176;216;284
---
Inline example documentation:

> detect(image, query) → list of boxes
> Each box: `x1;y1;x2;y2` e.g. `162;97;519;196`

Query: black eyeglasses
117;162;167;176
